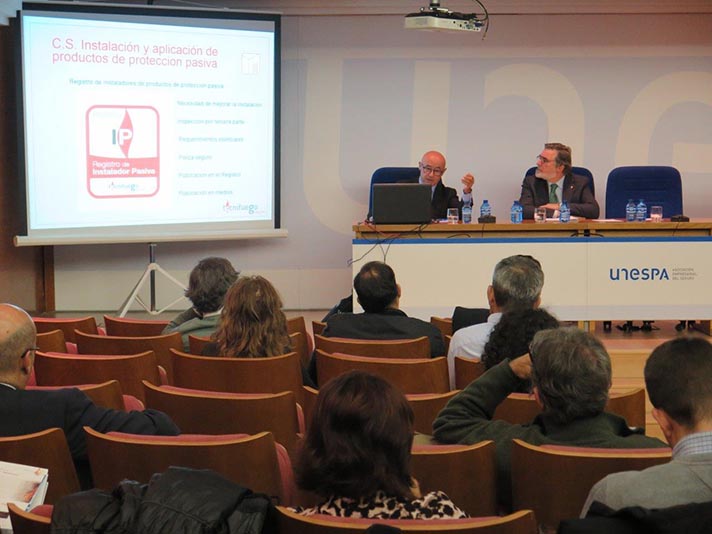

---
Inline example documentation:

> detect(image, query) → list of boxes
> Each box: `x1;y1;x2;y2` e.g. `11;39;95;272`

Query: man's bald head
0;304;36;378
419;151;447;187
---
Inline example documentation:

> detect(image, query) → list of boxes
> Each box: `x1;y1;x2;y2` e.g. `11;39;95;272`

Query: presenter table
351;219;712;322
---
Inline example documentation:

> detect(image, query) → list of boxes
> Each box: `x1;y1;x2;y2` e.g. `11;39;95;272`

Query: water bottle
636;199;647;222
510;201;523;224
462;199;473;224
480;200;491;218
559;200;571;223
625;199;637;222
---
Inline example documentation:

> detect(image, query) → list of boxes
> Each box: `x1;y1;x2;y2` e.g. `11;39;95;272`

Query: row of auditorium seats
5;425;671;533
18;314;663;533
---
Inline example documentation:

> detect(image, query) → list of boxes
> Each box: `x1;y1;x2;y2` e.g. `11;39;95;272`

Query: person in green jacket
433;327;667;510
163;257;239;351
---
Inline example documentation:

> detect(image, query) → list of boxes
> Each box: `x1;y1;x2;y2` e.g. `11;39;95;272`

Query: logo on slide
86;105;160;198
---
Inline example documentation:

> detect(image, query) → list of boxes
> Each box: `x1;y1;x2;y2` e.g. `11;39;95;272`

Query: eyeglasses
21;347;39;359
419;163;444;176
536;155;555;164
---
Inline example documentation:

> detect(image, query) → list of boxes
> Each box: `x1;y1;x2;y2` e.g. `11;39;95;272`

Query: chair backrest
34;351;160;403
170;349;304;404
367;166;420;219
0;428;80;504
454;357;486;390
491;388;647;427
36;329;67;353
510;438;671;532
312;320;327;337
187;334;211;354
412;441;497;518
315;334;431;360
525;166;595;195
33;316;98;343
315;350;449;394
301;385;319;432
103;315;170;337
406;390;459;435
8;503;51;534
288;332;309;368
288;316;314;366
275;507;537;533
28;380;125;411
452;307;490;333
605;166;683;219
84;428;288;504
142;381;301;457
74;330;182;382
430;316;453;338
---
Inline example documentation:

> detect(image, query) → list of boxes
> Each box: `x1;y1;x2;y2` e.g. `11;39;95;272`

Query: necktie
549;183;558;203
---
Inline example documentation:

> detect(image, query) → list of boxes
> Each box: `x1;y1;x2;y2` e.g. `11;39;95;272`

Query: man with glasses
0;303;180;487
418;150;475;220
518;142;599;219
434;327;665;509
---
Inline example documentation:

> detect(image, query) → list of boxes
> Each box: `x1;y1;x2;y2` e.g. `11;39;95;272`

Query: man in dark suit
323;261;446;358
0;303;180;485
519;142;599;219
418;150;475;220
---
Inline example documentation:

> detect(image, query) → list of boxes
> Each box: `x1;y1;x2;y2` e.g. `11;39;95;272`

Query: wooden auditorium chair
33;350;161;403
411;441;498;518
84;428;295;505
36;329;68;353
430;316;453;338
170;349;304;404
315;334;432;359
311;320;326;337
288;316;314;367
142;381;303;457
315;350;449;394
0;428;80;504
103;315;170;337
28;379;127;411
33;316;98;343
454;357;486;390
407;390;459;435
275;507;537;533
8;503;52;534
74;330;181;382
510;438;671;533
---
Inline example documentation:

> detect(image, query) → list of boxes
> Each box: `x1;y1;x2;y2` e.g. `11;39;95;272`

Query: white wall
55;11;712;311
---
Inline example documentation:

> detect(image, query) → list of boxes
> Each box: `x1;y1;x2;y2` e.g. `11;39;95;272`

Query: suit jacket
323;308;446;358
0;386;179;461
430;181;461;220
519;172;600;219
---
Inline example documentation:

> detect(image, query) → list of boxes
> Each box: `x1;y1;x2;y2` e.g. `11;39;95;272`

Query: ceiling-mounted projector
405;0;488;34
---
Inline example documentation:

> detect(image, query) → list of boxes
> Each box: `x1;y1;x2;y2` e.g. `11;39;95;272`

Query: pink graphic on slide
86;105;160;198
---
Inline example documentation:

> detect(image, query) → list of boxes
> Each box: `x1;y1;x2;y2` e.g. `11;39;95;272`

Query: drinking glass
650;206;663;222
447;208;459;224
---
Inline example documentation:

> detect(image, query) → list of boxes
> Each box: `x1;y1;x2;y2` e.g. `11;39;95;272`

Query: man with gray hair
435;327;666;509
518;142;599;220
446;254;544;387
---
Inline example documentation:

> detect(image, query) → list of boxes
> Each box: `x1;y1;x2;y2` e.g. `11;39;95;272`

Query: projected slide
18;5;279;244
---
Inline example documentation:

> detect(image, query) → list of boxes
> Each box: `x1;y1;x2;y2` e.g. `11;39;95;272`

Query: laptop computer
371;183;432;224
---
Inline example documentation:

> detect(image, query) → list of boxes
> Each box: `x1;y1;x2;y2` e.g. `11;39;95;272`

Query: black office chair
366;167;419;220
525;166;595;195
604;166;687;332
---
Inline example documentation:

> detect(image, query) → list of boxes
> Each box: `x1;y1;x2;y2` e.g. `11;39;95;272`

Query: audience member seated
481;308;559;392
434;327;666;509
293;370;468;519
581;336;712;516
162;257;239;351
0;303;180;487
202;276;315;387
322;261;445;358
447;254;544;388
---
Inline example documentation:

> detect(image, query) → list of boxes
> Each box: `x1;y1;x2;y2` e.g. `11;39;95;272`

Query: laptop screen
371;184;432;224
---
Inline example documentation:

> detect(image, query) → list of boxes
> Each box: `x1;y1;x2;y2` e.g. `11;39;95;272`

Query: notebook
371;183;432;224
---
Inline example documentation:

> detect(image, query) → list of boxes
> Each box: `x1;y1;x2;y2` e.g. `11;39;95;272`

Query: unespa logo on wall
608;266;698;282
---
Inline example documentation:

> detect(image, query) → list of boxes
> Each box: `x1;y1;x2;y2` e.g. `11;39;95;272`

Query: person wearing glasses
0;303;180;488
418;150;475;220
518;142;599;219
